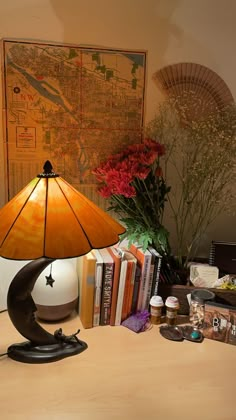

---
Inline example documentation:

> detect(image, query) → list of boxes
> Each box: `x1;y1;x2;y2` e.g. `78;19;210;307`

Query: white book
145;255;155;309
148;246;163;298
115;259;128;326
92;249;104;327
140;250;152;310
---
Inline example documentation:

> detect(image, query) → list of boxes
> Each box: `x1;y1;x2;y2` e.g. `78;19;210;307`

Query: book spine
79;255;96;329
108;247;122;326
126;261;136;317
137;254;151;311
121;260;133;322
145;257;155;309
152;255;162;296
93;261;103;327
100;262;114;325
153;256;162;296
131;264;141;313
115;260;127;325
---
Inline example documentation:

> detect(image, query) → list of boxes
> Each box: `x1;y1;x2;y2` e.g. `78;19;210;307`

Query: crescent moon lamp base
6;257;88;364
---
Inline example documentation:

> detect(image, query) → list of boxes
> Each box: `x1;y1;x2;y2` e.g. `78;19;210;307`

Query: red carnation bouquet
92;138;171;255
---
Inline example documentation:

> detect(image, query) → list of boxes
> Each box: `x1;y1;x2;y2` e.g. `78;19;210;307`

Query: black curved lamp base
8;338;88;364
7;257;88;363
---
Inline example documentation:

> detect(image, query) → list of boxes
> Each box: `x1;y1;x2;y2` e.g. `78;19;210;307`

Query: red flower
139;151;158;166
93;138;166;200
144;138;165;156
117;183;136;198
135;166;151;180
98;185;112;198
105;170;136;197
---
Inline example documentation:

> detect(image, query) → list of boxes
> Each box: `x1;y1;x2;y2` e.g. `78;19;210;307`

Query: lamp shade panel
0;178;46;259
44;177;92;258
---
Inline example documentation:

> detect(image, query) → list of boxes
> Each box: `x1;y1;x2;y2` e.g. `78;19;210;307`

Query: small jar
190;289;215;329
165;296;179;325
150;295;164;324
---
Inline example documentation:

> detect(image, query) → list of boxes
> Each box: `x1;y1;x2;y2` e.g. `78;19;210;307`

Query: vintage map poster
2;39;146;205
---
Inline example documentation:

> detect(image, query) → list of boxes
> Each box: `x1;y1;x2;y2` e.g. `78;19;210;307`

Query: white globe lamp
32;259;78;321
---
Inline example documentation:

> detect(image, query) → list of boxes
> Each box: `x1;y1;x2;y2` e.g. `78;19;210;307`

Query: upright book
129;243;152;311
131;264;142;313
108;246;122;326
77;251;96;329
92;249;104;327
98;248;115;325
115;254;128;326
148;246;163;297
145;250;155;309
121;250;137;321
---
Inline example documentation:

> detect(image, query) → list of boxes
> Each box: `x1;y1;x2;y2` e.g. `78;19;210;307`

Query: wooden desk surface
0;311;235;420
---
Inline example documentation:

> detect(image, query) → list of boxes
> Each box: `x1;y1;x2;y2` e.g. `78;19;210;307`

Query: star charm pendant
45;273;55;287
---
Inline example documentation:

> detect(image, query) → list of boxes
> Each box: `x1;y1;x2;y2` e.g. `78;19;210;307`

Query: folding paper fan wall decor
153;63;234;119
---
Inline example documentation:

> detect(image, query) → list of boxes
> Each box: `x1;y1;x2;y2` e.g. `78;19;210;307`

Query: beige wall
0;0;235;256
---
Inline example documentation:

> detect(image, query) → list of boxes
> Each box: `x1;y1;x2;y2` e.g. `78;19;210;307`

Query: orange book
121;250;137;321
108;246;122;326
77;251;96;329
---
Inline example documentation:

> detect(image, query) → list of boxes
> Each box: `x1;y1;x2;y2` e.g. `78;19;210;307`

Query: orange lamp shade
0;163;126;260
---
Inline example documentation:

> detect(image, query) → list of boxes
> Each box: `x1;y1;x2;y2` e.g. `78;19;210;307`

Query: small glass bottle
150;295;164;324
189;289;215;329
165;296;179;325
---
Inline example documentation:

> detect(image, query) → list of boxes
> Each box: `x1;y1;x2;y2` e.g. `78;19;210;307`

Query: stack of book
77;244;163;329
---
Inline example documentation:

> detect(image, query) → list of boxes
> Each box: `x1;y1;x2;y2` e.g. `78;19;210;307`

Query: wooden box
158;284;236;315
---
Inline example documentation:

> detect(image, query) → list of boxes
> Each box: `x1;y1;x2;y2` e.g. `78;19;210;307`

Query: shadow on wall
49;0;183;118
49;0;182;64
